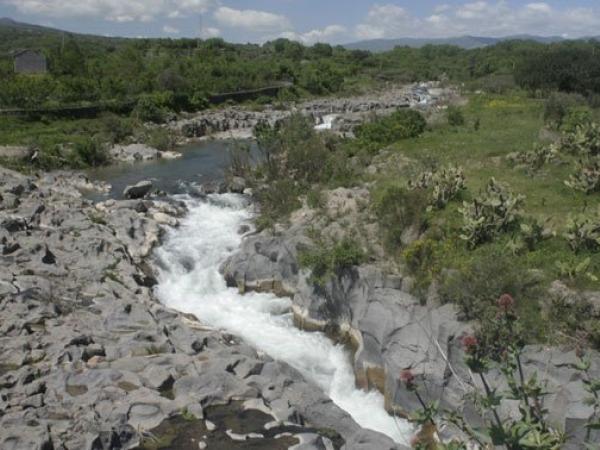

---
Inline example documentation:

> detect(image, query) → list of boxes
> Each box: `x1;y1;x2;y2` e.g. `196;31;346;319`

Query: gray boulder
123;180;153;199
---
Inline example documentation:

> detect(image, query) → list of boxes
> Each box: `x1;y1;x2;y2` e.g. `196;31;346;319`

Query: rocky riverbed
0;168;406;449
172;84;452;141
221;185;600;449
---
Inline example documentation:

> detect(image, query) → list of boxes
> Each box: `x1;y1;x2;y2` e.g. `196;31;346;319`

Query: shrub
70;138;109;167
145;128;176;151
543;92;587;128
227;142;252;178
306;187;324;209
189;92;209;111
409;165;466;210
506;143;559;171
355;109;426;152
255;113;330;183
565;156;600;194
439;250;542;327
255;179;302;229
100;113;133;144
561;106;594;134
559;122;600;156
519;218;550;252
447;106;465;127
403;238;437;274
563;213;600;253
459;178;525;248
556;257;598;283
371;183;428;252
133;93;173;123
299;238;366;285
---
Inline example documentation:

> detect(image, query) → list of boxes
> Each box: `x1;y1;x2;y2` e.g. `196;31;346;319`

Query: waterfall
314;114;338;131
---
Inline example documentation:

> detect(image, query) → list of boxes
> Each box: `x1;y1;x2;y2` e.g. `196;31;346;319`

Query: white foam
315;114;338;131
154;194;413;444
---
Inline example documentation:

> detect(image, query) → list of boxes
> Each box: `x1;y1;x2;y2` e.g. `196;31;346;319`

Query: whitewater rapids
154;194;413;444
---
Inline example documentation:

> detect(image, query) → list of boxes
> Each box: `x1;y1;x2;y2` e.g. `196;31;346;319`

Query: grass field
370;92;600;346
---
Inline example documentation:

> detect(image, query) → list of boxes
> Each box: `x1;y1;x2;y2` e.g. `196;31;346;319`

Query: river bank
170;83;452;143
0;165;411;449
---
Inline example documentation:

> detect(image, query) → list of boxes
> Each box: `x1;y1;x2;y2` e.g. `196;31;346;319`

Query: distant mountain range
345;35;596;52
0;17;65;34
1;17;598;53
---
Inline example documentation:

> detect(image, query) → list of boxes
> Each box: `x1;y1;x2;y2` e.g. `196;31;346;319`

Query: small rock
237;225;251;235
123;181;153;200
2;217;27;233
42;246;56;265
2;242;20;255
228;177;246;194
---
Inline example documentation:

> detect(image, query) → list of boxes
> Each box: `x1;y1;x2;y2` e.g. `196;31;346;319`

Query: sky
0;1;599;44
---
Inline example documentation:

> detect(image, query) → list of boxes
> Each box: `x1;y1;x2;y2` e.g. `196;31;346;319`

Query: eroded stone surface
0;167;403;449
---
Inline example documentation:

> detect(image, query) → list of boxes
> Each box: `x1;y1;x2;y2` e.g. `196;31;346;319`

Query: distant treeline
1;23;599;111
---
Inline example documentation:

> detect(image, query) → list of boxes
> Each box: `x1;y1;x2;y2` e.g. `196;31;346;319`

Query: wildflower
497;293;515;312
461;334;478;354
400;369;416;390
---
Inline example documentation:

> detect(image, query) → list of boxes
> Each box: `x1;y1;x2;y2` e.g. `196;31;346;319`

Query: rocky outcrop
173;84;453;140
110;143;181;163
0;167;405;450
222;195;600;448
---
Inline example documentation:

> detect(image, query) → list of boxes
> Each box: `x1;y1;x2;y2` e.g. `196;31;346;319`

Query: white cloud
280;25;346;44
214;6;291;32
200;26;221;38
355;4;420;39
163;25;180;34
355;1;600;39
1;0;216;22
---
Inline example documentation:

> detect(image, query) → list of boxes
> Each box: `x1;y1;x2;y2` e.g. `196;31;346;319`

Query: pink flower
400;369;415;389
498;293;515;312
461;334;478;354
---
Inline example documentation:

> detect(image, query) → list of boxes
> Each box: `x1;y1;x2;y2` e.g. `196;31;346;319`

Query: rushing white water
154;194;413;444
315;114;338;131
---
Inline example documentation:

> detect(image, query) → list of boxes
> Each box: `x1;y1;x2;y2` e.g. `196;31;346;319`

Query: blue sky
0;1;598;43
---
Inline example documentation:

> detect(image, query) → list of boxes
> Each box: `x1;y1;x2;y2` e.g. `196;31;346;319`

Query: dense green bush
371;183;428;252
563;213;600;253
355;109;426;152
299;238;366;285
543;92;587;128
565;157;600;194
447;106;465;126
70;138;110;167
402;238;437;275
255;114;330;183
255;179;302;230
459;178;524;248
516;43;600;97
133;93;172;123
559;122;600;156
99;113;133;144
251;114;362;227
506;143;560;171
439;250;543;335
145;128;176;151
561;106;594;134
409;165;466;209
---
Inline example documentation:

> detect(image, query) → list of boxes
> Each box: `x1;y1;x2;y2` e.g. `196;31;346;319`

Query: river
88;140;413;445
